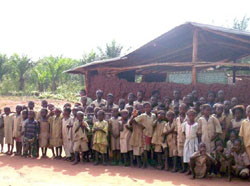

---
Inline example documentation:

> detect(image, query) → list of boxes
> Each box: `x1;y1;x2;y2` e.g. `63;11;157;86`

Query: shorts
73;140;89;152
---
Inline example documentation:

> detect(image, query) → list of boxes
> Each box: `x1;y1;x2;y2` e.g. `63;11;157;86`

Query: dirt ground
0;152;249;186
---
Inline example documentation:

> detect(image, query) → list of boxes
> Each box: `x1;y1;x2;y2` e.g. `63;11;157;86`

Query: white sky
0;0;249;60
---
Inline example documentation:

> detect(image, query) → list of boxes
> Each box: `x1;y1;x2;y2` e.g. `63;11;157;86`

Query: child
13;105;23;156
230;105;245;133
49;108;63;159
176;103;188;172
72;111;89;165
182;109;199;174
91;89;107;108
119;109;133;167
108;107;121;165
228;139;250;181
239;105;250;159
125;92;136;108
37;100;48;120
197;104;222;153
133;102;156;168
190;143;215;179
80;96;88;112
207;91;216;108
163;111;178;172
22;110;39;158
92;110;109;165
226;131;237;153
106;93;118;113
62;107;74;161
20;109;28;155
151;110;166;170
118;99;126;111
213;104;226;140
171;90;183;106
38;108;50;158
3;107;14;155
0;111;4;153
223;100;233;140
134;91;145;106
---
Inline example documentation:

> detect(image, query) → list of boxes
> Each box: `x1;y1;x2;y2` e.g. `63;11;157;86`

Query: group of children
0;89;250;182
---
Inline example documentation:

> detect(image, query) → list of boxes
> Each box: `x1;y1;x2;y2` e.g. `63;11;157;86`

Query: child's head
120;109;129;120
107;93;114;104
150;96;158;106
173;90;181;100
94;107;101;117
63;107;71;117
80;96;87;106
207;91;215;103
16;104;23;114
199;97;206;105
118;99;126;110
202;104;211;117
40;108;48;118
215;104;224;115
157;110;165;120
48;103;55;112
166;111;175;122
143;102;152;113
41;100;48;108
28;110;35;120
79;89;86;97
63;103;72;109
137;91;144;101
231;97;238;108
229;131;237;142
72;107;79;117
187;109;196;122
55;108;62;117
4;107;11;115
96;89;103;99
233;139;241;153
192;90;198;100
28;101;35;110
22;105;28;111
215;140;224;152
76;111;84;121
246;105;250;118
193;102;201;113
86;106;94;114
179;103;188;115
112;107;119;118
128;92;135;103
198;142;206;154
135;103;144;114
217;90;224;101
232;105;244;120
22;110;28;120
97;110;105;121
164;97;172;107
223;100;231;111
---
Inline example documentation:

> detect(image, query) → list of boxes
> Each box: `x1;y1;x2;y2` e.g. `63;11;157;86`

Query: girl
230;105;245;133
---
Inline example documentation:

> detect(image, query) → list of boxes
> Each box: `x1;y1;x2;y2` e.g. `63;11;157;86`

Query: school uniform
231;151;250;177
231;118;243;133
197;115;222;153
109;117;120;151
13;114;22;142
239;118;250;159
134;113;156;151
133;100;145;107
151;120;166;152
3;114;14;145
92;120;108;154
62;117;74;157
120;121;132;153
129;122;144;156
91;99;107;108
38;119;50;147
163;119;178;157
49;116;63;147
72;120;89;153
176;116;187;157
182;121;199;163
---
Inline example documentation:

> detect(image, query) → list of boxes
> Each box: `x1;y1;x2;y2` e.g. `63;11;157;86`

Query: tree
98;40;123;59
9;54;33;91
31;61;49;92
0;54;9;82
233;15;250;31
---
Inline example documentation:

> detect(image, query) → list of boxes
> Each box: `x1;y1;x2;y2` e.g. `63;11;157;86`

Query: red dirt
0;153;248;186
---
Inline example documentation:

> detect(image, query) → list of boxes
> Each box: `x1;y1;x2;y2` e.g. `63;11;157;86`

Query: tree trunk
52;80;57;92
19;75;25;91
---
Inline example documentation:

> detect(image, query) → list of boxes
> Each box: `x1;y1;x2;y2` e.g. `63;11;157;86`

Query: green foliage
98;40;123;59
233;15;250;31
0;54;9;82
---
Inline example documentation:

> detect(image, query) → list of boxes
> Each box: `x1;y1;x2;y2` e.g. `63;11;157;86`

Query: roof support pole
84;71;90;94
232;60;236;84
192;28;198;86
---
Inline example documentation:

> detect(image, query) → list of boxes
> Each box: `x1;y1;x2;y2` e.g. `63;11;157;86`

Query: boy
92;110;109;165
13;105;23;155
106;93;118;113
133;102;156;168
80;96;88;112
49;108;63;159
22;111;40;158
125;92;136;108
91;89;107;108
190;143;215;179
134;91;145;106
207;91;216;108
72;111;89;165
151;110;166;170
0;111;4;153
62;107;74;161
216;90;225;104
239;105;250;159
163;111;178;172
3;107;14;155
197;104;222;153
231;105;245;133
118;99;126;111
36;100;48;120
108;107;120;165
171;90;183;106
176;103;188;172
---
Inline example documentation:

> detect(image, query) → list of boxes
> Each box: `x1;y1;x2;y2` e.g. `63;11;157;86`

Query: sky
0;0;249;60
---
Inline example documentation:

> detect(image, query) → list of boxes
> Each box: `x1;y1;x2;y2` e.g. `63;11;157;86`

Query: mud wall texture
87;75;250;105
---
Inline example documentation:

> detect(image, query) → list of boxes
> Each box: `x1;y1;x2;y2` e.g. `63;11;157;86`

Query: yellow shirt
239;118;250;148
93;120;108;145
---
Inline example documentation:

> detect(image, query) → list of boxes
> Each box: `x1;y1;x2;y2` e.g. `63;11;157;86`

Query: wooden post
84;71;90;94
192;29;198;86
232;60;236;83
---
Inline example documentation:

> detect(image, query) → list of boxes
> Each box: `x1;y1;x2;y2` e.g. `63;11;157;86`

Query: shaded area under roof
66;22;250;74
